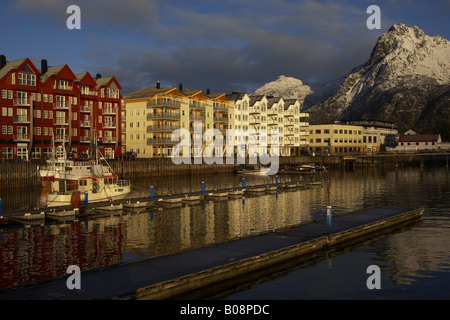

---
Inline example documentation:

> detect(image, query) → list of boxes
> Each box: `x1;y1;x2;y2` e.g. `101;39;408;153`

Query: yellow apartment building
307;124;381;155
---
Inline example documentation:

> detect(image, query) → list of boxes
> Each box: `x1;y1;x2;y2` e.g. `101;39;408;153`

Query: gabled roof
266;96;283;109
0;58;27;80
125;85;178;100
95;76;121;90
398;134;441;143
249;95;265;105
75;72;97;87
283;99;298;110
225;92;247;102
39;65;65;82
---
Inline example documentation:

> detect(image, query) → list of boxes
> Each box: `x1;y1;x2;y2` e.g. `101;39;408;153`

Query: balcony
54;117;69;126
54;134;70;142
53;84;73;91
249;107;260;114
214;115;228;123
102;136;117;144
80;120;90;128
103;107;117;115
249;116;260;124
147;99;181;108
13;98;31;107
13;133;30;141
103;121;116;129
147;138;176;145
80;105;91;113
147;124;180;133
54;101;71;110
13;115;30;124
213;104;228;112
147;112;180;120
299;122;309;127
80;136;91;143
190;113;205;121
189;102;205;111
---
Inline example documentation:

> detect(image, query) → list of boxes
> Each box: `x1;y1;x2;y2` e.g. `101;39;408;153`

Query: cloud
12;0;393;94
15;0;158;31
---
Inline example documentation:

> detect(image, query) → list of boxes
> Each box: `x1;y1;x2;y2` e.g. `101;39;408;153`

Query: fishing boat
46;175;131;208
38;138;114;188
43;137;131;207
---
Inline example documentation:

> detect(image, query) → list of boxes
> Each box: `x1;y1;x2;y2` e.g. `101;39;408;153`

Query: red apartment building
0;55;122;161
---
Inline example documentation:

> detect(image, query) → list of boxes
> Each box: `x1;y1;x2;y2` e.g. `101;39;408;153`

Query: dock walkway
0;207;423;300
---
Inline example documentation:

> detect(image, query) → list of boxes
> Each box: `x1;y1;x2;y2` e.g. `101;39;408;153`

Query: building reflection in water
0;166;449;292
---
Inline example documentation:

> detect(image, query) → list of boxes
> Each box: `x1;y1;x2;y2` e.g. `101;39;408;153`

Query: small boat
46;175;131;207
38;137;115;188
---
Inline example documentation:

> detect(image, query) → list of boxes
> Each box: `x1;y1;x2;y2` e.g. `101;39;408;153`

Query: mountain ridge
252;24;450;136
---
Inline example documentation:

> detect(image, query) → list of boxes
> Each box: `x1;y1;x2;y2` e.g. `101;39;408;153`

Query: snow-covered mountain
253;24;450;134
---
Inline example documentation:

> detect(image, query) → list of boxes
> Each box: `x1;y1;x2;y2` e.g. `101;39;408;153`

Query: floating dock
0;180;321;222
0;207;423;300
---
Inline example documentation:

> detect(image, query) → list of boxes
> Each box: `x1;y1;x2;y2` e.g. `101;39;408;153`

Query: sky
1;0;449;95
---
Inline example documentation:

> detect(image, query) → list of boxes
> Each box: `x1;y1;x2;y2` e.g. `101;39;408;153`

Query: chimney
156;81;160;89
179;83;183;91
40;59;48;75
0;55;6;70
207;88;210;95
96;73;102;80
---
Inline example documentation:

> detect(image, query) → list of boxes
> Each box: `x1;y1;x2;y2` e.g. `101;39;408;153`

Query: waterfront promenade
0;207;423;300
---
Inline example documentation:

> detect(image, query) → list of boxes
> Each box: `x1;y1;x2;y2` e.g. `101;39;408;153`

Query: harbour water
0;164;449;299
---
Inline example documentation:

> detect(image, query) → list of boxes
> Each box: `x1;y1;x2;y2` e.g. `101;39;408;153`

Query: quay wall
0;153;448;188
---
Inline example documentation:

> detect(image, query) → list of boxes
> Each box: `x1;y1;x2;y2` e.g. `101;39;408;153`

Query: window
2;90;6;99
8;91;12;99
2;126;6;134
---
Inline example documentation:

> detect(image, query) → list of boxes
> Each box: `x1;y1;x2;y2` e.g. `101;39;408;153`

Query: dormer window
17;65;36;86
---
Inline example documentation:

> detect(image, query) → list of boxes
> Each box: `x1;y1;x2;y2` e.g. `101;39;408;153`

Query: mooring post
201;181;205;193
327;205;332;227
84;192;88;207
275;175;278;185
0;198;2;215
150;186;154;199
242;177;245;189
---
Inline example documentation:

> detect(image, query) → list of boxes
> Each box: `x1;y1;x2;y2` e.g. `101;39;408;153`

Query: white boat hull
46;185;131;207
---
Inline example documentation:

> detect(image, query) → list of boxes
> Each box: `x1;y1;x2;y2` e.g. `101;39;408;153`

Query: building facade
124;84;310;159
0;55;123;161
307;124;381;155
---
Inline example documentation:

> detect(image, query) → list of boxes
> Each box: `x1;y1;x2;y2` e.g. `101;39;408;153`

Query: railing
147;124;180;133
80;105;91;113
13;115;30;123
147;99;181;108
53;84;73;91
103;122;116;129
54;134;70;142
147;138;177;145
214;115;228;123
54;117;69;126
213;104;228;112
102;136;117;143
190;114;205;121
54;101;71;110
80;136;91;143
103;107;117;115
147;112;181;120
80;120;90;127
189;102;205;110
13;98;31;106
13;133;30;141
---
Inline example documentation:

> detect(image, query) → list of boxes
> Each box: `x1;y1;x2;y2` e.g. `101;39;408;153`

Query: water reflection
1;166;449;296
